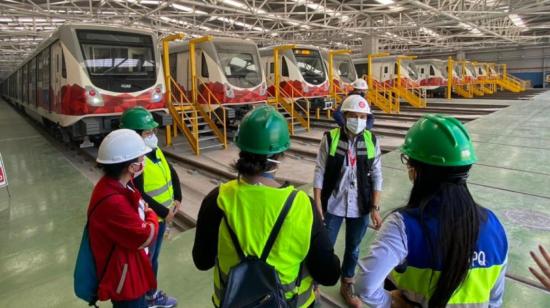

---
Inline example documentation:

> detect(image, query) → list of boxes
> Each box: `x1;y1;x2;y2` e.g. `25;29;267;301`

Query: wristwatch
373;204;381;211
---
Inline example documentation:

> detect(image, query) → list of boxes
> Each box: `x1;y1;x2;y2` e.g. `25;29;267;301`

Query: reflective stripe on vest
143;148;174;212
328;128;375;159
391;209;508;307
213;180;315;308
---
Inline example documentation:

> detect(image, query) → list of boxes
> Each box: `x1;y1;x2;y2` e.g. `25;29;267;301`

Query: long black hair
232;151;284;178
402;158;487;307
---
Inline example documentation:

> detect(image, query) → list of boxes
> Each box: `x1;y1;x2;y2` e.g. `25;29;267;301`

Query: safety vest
143;148;174;220
320;127;376;215
214;180;315;307
390;208;508;307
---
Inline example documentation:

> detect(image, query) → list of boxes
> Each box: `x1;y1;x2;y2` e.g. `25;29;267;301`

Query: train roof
259;44;322;53
11;23;156;74
413;58;447;65
353;55;416;64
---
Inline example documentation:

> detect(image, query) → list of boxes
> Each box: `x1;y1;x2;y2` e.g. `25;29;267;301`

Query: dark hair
401;158;486;308
98;158;138;179
232;151;284;177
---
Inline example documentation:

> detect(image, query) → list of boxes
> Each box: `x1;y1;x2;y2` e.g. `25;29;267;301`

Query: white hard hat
351;79;368;91
341;95;371;114
97;129;152;164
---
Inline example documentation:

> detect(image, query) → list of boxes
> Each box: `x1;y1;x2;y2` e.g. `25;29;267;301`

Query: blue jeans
324;213;370;279
147;221;166;296
112;296;146;308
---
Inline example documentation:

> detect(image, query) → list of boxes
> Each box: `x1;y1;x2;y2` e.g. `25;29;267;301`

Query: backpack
74;194;119;307
220;190;302;308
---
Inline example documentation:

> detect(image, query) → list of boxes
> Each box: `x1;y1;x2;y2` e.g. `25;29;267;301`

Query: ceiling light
171;3;207;15
509;14;528;31
419;27;440;37
376;0;394;5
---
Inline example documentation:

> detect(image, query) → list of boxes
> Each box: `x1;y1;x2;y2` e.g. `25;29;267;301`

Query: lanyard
347;150;357;168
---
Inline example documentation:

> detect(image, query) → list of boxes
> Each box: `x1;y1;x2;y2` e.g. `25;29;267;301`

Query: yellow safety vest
214;179;315;307
143;148;174;221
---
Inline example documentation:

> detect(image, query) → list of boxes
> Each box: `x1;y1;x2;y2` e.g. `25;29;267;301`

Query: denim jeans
146;221;166;296
324;213;370;279
112;296;147;308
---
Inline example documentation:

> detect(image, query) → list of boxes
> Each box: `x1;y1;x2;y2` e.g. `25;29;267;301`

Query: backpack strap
223;215;246;261
260;190;298;261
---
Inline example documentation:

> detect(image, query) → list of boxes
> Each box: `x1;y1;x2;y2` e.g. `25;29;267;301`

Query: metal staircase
162;34;227;155
392;79;427;108
472;84;485;96
366;81;399;113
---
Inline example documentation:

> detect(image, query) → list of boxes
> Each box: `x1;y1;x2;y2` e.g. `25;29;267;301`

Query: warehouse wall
423;46;550;88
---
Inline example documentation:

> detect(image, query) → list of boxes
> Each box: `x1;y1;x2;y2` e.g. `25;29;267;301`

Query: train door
418;66;426;79
50;42;63;112
381;64;390;82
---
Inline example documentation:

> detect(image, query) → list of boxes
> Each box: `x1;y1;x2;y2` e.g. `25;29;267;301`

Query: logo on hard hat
359;101;366;108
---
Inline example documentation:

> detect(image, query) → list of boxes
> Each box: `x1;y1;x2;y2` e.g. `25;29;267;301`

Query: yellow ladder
393;83;427;108
366;82;399;113
162;35;227;155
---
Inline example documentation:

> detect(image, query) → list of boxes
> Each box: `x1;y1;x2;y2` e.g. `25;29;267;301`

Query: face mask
131;160;145;177
143;134;158;149
346;118;367;135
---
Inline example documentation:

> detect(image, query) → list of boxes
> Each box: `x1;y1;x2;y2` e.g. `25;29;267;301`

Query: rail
169;77;200;154
195;77;227;148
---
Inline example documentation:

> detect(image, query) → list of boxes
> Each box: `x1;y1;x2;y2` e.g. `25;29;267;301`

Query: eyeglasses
142;128;158;137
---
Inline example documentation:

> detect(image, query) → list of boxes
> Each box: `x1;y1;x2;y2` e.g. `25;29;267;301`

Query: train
259;45;332;109
353;56;420;88
413;59;448;96
320;49;358;94
168;37;267;120
0;24;166;145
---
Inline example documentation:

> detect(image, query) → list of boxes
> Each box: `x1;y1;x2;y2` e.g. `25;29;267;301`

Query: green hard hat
400;114;477;167
120;107;159;131
234;105;290;155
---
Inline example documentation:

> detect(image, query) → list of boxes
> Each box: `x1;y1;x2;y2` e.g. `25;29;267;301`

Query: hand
315;200;324;221
166;206;177;224
529;245;550;290
173;200;182;211
370;209;382;230
144;202;152;212
390;290;414;308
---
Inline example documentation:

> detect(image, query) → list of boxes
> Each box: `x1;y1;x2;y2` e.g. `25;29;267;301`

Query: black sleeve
305;197;341;286
133;173;170;219
169;163;182;202
192;186;222;271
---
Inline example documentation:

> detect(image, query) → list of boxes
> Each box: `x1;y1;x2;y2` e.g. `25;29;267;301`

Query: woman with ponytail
356;114;508;308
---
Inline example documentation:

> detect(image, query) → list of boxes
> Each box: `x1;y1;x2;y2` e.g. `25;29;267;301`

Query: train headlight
151;84;163;103
224;83;235;98
85;86;104;106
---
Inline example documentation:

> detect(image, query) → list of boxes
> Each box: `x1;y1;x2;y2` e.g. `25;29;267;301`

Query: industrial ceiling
1;0;550;79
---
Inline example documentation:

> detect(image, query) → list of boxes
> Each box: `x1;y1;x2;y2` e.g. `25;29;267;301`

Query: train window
394;63;398;74
420;68;425;74
384;66;388;74
201;53;209;78
61;49;67;78
76;30;156;91
169;53;177;77
334;55;357;83
269;62;274;75
281;57;289;77
216;46;261;88
293;49;325;85
430;65;435;76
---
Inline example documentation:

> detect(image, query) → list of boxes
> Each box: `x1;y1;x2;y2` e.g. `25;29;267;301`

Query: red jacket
88;176;159;301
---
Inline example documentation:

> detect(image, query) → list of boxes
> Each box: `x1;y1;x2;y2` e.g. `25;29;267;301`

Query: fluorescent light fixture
0;17;12;22
171;3;207;15
459;22;482;35
215;16;266;32
509;14;528;31
294;0;349;22
376;0;394;5
140;0;160;4
419;27;440;37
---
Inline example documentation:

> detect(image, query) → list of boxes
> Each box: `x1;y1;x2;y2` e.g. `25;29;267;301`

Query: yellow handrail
278;82;310;132
169;77;199;153
195;78;227;148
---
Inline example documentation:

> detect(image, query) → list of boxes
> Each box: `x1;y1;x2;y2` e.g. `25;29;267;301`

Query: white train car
353;56;420;88
169;37;267;113
259;45;330;108
1;24;166;143
320;49;358;93
414;59;448;91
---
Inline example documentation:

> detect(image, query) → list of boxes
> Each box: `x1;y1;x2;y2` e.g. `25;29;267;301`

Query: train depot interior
1;0;550;307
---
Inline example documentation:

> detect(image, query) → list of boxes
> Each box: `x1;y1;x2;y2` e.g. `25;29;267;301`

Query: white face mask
346;118;367;135
131;160;145;177
143;134;158;149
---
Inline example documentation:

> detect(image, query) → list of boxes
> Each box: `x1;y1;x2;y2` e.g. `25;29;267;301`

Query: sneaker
340;281;362;308
147;290;177;308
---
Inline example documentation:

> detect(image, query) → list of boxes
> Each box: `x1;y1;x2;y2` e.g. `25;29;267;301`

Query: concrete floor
1;91;550;307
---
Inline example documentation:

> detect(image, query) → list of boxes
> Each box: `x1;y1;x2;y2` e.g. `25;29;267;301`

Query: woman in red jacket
89;129;159;308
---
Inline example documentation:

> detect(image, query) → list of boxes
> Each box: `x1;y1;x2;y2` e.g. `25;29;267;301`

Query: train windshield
216;44;262;88
333;55;357;83
294;49;326;85
403;63;418;79
77;30;156;92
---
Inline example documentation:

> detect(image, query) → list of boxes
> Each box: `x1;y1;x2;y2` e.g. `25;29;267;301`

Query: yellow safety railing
275;81;311;134
169;77;200;153
392;56;426;108
364;75;398;113
328;49;352;106
195;77;227;148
